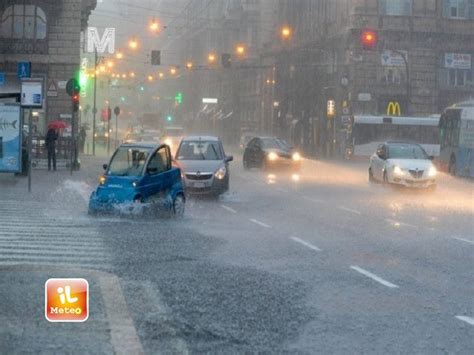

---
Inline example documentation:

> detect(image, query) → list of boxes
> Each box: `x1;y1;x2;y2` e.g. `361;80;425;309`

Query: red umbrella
48;120;69;130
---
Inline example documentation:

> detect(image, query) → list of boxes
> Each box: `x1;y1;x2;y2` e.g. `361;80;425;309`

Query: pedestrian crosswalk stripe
0;260;109;269
0;254;111;262
0;199;110;270
0;248;108;257
0;241;103;248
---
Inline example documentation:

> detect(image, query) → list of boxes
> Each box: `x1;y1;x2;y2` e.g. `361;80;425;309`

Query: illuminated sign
387;102;401;116
327;100;336;118
87;27;115;54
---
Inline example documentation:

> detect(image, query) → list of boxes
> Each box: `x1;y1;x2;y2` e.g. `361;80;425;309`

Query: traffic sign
17;62;31;79
47;79;58;97
21;79;43;108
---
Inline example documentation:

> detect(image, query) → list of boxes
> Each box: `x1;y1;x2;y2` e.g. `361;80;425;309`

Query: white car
369;142;437;189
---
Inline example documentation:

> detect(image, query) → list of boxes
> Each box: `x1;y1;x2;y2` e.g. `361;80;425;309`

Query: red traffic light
360;29;378;50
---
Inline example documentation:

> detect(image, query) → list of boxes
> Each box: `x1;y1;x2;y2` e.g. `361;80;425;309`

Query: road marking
250;219;270;228
350;266;399;288
338;206;362;215
98;275;145;355
453;237;474;245
220;205;237;214
456;316;474;326
291;236;321;251
385;218;417;229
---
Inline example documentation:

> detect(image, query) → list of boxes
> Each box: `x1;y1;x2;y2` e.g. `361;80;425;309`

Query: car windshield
389;144;429;159
107;147;150;176
261;138;286;150
176;141;222;160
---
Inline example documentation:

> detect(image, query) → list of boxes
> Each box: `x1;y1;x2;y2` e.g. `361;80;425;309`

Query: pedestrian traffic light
221;53;232;68
175;92;183;105
360;29;378;50
72;94;80;112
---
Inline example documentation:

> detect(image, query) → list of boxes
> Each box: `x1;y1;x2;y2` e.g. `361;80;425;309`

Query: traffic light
221;53;232;68
360;29;378;50
72;94;80;112
175;92;183;105
166;115;173;122
151;50;161;65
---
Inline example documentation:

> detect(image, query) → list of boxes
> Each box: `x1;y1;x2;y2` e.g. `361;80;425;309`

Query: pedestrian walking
45;128;58;171
79;126;87;154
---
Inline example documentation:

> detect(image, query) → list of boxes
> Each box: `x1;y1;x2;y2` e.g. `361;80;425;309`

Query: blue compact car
88;143;185;216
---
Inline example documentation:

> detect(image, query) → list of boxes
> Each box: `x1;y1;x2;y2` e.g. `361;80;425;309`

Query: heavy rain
0;0;473;353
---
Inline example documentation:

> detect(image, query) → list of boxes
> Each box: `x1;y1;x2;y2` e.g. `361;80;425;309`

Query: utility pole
92;48;98;156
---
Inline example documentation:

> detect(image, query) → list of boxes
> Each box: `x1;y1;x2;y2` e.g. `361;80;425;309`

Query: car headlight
428;166;437;177
215;166;227;180
292;152;301;161
393;166;405;176
99;175;107;185
267;152;278;161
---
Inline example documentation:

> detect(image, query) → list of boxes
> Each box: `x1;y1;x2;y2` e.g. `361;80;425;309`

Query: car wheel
449;157;456;176
172;194;185;217
368;167;376;183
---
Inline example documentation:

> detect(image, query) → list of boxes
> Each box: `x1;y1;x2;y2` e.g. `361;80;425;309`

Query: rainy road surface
0;154;473;353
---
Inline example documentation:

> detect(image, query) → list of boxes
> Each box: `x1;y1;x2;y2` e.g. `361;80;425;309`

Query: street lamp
186;61;193;70
147;75;154;82
159;72;164;79
281;25;292;40
116;51;124;59
170;67;177;75
130;71;136;78
129;37;139;50
235;44;246;57
208;53;216;64
149;18;160;33
106;60;114;68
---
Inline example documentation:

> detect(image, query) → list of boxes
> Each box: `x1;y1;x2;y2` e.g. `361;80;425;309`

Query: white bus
346;115;440;158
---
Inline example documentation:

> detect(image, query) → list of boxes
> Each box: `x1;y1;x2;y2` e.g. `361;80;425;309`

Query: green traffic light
167;115;172;122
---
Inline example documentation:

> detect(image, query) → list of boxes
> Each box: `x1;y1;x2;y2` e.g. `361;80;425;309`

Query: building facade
267;0;474;155
0;0;96;135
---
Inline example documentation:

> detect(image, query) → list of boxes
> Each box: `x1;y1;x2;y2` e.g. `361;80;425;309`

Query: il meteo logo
45;278;89;322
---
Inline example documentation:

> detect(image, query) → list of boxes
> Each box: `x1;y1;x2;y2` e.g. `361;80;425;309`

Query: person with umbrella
45;121;66;171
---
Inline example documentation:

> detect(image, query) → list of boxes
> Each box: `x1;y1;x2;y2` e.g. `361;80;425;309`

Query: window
0;5;47;39
443;0;474;19
447;69;473;87
147;148;170;174
380;67;405;85
379;0;413;16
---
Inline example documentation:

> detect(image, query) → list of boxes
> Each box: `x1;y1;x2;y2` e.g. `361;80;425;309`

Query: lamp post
92;48;105;156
